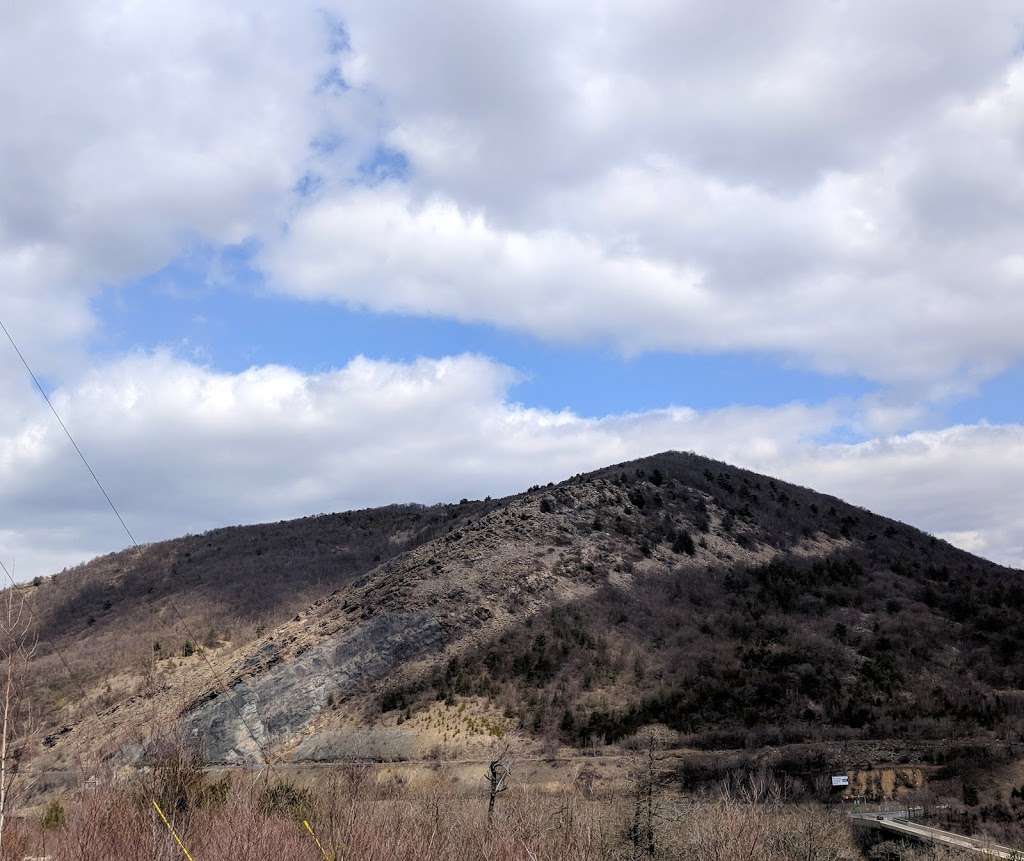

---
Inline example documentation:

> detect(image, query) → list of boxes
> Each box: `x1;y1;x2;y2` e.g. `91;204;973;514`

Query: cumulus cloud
260;186;707;344
1;3;1022;578
759;425;1024;569
5;1;1023;388
259;0;1024;387
0;353;1020;579
0;1;375;371
336;0;1019;200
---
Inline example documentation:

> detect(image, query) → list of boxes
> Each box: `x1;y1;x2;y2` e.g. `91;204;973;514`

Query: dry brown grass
0;768;871;861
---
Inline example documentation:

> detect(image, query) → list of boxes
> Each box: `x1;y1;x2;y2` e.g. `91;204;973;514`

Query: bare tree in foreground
626;730;674;859
485;743;512;825
0;576;37;854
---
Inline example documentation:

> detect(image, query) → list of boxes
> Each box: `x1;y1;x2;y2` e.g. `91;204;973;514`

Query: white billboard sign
831;775;849;787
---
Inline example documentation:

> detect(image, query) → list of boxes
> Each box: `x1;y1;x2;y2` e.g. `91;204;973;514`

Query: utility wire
0;556;101;722
0;555;108;789
0;318;138;547
0;316;278;773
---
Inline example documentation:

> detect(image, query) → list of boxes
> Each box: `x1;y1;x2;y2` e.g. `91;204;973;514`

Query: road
851;811;1022;858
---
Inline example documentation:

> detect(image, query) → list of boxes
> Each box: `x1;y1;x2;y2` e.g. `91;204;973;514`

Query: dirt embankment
843;767;926;800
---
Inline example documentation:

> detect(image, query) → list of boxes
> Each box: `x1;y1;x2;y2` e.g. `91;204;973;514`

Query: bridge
851;810;1023;858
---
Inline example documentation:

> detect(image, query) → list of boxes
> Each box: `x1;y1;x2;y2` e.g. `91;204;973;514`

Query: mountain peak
29;452;1017;770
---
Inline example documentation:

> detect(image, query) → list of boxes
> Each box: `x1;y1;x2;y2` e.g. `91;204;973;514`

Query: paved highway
851;811;1022;858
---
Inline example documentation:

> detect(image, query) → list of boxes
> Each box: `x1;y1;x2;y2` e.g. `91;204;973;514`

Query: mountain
20;498;498;738
23;451;1024;773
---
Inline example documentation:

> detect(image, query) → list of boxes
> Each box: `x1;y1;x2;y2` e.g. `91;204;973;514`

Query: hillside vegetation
26;451;1023;772
18;499;498;727
384;453;1022;750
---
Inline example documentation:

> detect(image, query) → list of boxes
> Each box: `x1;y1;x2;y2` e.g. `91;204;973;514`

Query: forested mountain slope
32;451;1023;767
18;498;499;728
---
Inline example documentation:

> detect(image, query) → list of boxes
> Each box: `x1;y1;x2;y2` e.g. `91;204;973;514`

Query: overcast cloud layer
1;2;1022;576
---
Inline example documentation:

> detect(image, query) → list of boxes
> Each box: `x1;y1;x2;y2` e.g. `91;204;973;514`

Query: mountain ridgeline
25;451;1024;767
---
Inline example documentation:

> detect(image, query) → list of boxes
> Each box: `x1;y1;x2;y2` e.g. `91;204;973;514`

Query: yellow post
303;819;332;860
152;800;196;861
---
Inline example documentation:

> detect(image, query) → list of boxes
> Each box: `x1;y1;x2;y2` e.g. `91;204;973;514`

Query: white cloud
777;425;1024;570
5;1;1024;389
0;353;1020;580
1;2;336;257
336;0;1020;200
260;186;707;345
257;0;1024;387
1;3;1023;577
0;1;374;373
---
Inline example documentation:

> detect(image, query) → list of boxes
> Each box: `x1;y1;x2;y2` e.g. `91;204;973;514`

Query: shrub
41;798;65;830
135;735;231;817
259;780;315;820
672;530;696;556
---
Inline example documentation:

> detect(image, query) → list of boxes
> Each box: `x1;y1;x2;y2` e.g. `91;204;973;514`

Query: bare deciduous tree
485;743;512;825
0;577;37;853
626;730;673;859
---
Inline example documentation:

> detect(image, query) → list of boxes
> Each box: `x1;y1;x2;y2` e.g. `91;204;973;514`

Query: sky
1;1;1023;578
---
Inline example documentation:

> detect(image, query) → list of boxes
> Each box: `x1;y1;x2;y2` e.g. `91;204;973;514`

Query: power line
0;554;121;795
0;316;277;772
0;556;102;724
0;318;138;547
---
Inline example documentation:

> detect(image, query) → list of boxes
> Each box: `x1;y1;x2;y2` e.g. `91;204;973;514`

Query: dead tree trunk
0;625;12;851
0;579;35;854
486;744;512;825
627;731;666;859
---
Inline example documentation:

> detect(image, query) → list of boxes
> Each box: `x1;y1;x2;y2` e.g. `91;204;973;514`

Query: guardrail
850;811;1024;859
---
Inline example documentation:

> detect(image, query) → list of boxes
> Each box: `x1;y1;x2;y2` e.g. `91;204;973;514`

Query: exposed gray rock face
185;612;447;762
176;484;615;763
36;450;1018;774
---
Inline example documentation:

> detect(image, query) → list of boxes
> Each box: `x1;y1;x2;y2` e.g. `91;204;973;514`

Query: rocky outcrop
37;451;1017;769
179;483;619;762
